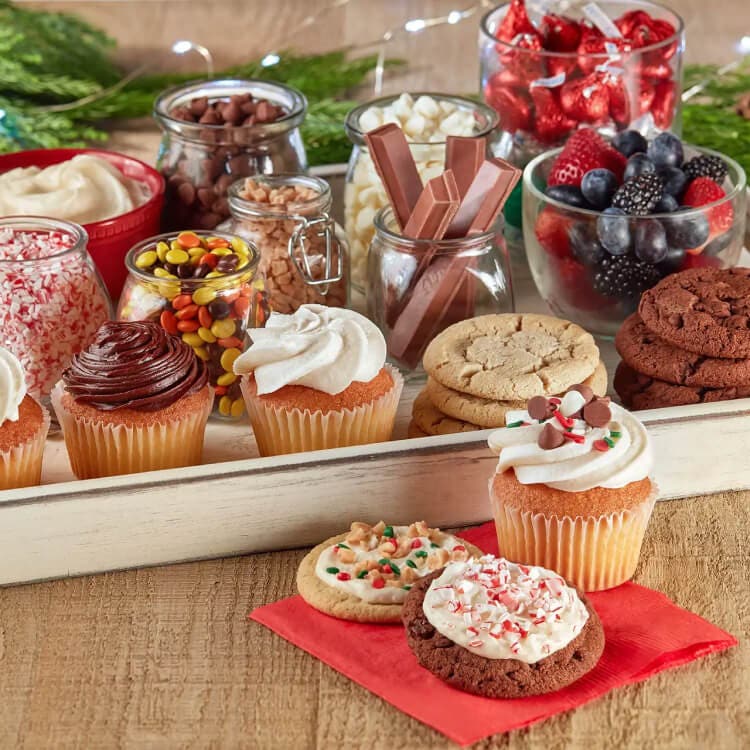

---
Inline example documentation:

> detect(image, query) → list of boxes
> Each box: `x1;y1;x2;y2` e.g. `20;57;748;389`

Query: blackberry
683;155;728;184
593;255;662;302
611;173;663;215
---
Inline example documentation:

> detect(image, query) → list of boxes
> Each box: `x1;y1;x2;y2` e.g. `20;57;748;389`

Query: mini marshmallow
559;390;587;417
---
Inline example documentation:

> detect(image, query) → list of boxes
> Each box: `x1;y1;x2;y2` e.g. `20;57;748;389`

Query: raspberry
682;177;733;235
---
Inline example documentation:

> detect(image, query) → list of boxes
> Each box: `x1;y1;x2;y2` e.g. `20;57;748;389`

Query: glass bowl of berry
480;0;685;167
523;128;747;338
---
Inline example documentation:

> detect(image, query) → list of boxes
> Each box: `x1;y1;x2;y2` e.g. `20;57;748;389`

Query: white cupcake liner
0;402;50;490
51;383;213;479
240;364;404;456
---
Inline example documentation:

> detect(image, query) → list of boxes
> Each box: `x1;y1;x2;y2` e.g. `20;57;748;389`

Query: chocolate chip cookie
639;268;750;359
616;313;750;388
402;570;605;698
614;361;750;410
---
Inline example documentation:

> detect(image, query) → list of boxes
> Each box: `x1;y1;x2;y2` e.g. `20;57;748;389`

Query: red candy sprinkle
410;539;422;549
563;432;585;444
336;572;351;581
371;578;385;589
453;545;466;552
554;411;574;429
593;439;610;451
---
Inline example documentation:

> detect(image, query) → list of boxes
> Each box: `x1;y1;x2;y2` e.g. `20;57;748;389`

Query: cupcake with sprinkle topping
0;346;50;490
488;383;655;591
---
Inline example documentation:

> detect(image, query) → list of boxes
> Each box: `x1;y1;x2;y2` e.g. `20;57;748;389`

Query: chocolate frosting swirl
63;321;208;411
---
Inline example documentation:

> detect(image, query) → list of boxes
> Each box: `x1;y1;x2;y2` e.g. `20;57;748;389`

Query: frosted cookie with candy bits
402;555;605;698
296;521;483;623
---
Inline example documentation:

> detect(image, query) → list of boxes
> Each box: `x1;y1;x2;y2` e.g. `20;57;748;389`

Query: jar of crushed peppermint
0;217;112;401
220;174;349;314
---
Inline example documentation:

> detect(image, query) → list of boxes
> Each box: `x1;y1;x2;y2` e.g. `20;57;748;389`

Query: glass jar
117;230;263;419
523;144;747;338
368;208;514;371
480;0;685;167
154;79;308;231
0;217;112;400
344;94;500;292
220;175;349;314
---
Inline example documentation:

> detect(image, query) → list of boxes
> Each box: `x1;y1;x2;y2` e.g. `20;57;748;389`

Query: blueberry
612;130;648;157
545;184;591;208
664;208;710;249
647;132;684;169
704;230;734;257
657;245;688;274
659;166;688;197
580;168;618;210
597;207;632;256
654;194;679;213
570;222;606;266
623;153;656;181
634;219;668;263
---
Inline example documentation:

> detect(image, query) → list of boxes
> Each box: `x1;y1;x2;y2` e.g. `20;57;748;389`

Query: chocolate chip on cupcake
615;268;750;409
402;555;605;698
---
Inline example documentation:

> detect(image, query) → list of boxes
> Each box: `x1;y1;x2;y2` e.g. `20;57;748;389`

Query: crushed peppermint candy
421;555;590;664
0;228;110;398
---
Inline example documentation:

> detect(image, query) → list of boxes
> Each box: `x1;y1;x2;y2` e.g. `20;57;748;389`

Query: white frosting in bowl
233;304;387;395
488;401;652;492
423;555;589;663
0;155;144;224
0;346;26;424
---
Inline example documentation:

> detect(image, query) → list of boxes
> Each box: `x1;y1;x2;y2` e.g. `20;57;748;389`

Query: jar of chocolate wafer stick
368;208;514;371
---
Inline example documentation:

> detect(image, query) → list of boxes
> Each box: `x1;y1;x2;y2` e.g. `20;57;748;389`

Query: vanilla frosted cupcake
234;304;403;456
488;384;655;591
52;321;212;479
0;347;49;490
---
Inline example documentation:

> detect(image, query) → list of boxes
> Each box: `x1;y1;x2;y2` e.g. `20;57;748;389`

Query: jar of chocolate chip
219;175;349;314
154;79;308;232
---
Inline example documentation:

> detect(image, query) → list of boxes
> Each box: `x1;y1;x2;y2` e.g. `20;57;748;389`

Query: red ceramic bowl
0;148;165;298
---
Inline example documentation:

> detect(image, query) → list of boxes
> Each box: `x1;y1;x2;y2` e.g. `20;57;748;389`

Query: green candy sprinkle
325;567;339;575
430;543;439;549
383;526;394;538
336;542;350;550
378;558;390;566
388;562;401;576
356;570;368;579
406;559;417;569
605;437;615;448
415;550;429;557
610;430;621;438
402;585;412;591
506;420;524;428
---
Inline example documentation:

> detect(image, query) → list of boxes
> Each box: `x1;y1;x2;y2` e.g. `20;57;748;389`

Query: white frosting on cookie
315;522;469;604
233;304;386;395
422;555;589;663
488;402;652;492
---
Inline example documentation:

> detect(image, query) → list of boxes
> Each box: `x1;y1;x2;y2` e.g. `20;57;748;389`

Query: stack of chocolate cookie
408;313;607;436
615;268;750;410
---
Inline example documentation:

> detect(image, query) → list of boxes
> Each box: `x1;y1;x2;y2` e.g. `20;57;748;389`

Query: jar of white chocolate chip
220;175;348;314
344;93;500;292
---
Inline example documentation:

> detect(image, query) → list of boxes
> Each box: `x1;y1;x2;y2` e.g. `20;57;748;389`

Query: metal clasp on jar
288;213;344;295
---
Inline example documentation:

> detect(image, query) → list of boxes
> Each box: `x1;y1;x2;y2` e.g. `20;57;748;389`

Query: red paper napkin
250;522;737;746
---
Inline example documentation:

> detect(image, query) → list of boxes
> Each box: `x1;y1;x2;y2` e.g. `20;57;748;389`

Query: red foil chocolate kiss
530;87;576;144
560;73;610;125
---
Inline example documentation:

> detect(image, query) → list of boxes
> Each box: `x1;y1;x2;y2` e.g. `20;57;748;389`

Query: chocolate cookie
616;313;750;388
639;268;750;359
402;571;604;698
614;361;750;411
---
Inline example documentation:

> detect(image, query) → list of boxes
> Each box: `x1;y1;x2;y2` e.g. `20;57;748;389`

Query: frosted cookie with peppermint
402;555;605;698
296;521;484;623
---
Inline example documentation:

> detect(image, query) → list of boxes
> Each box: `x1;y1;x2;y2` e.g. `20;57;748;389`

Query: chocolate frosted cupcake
51;321;212;479
0;346;50;490
402;555;604;697
488;385;655;591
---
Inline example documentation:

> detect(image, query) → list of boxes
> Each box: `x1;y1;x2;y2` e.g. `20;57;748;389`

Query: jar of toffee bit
154;79;308;232
220;175;349;314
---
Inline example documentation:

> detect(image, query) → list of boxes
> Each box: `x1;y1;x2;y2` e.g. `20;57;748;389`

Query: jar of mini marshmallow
344;93;500;292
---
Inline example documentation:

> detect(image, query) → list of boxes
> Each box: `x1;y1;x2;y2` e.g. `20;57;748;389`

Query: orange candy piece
233;296;250;320
160;310;178;335
177;231;202;249
172;293;193;310
176;319;200;332
217;336;243;348
198;253;219;268
176;304;199;320
207;237;230;249
198;307;213;329
214;385;228;396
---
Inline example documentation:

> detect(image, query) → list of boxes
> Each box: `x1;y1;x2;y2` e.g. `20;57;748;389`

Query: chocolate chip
527;396;549;421
583;398;612;428
569;384;594;404
537;423;565;450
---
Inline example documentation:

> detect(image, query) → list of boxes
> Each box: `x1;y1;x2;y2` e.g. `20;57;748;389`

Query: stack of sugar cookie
615;268;750;410
409;313;607;436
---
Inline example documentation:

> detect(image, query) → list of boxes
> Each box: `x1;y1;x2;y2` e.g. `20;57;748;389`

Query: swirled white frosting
0;155;143;224
0;346;26;424
233;304;387;395
488;402;652;492
423;555;589;663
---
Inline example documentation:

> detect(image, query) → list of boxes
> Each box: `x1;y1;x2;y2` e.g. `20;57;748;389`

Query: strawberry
535;206;572;259
683;177;733;236
542;14;582;52
680;253;721;271
547;128;625;186
554;257;613;311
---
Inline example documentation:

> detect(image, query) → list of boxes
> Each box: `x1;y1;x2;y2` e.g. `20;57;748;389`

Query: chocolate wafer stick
364;123;423;231
445;136;486;198
467;157;521;234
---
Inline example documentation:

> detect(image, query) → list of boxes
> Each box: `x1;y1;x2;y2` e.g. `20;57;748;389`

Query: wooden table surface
2;1;749;748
